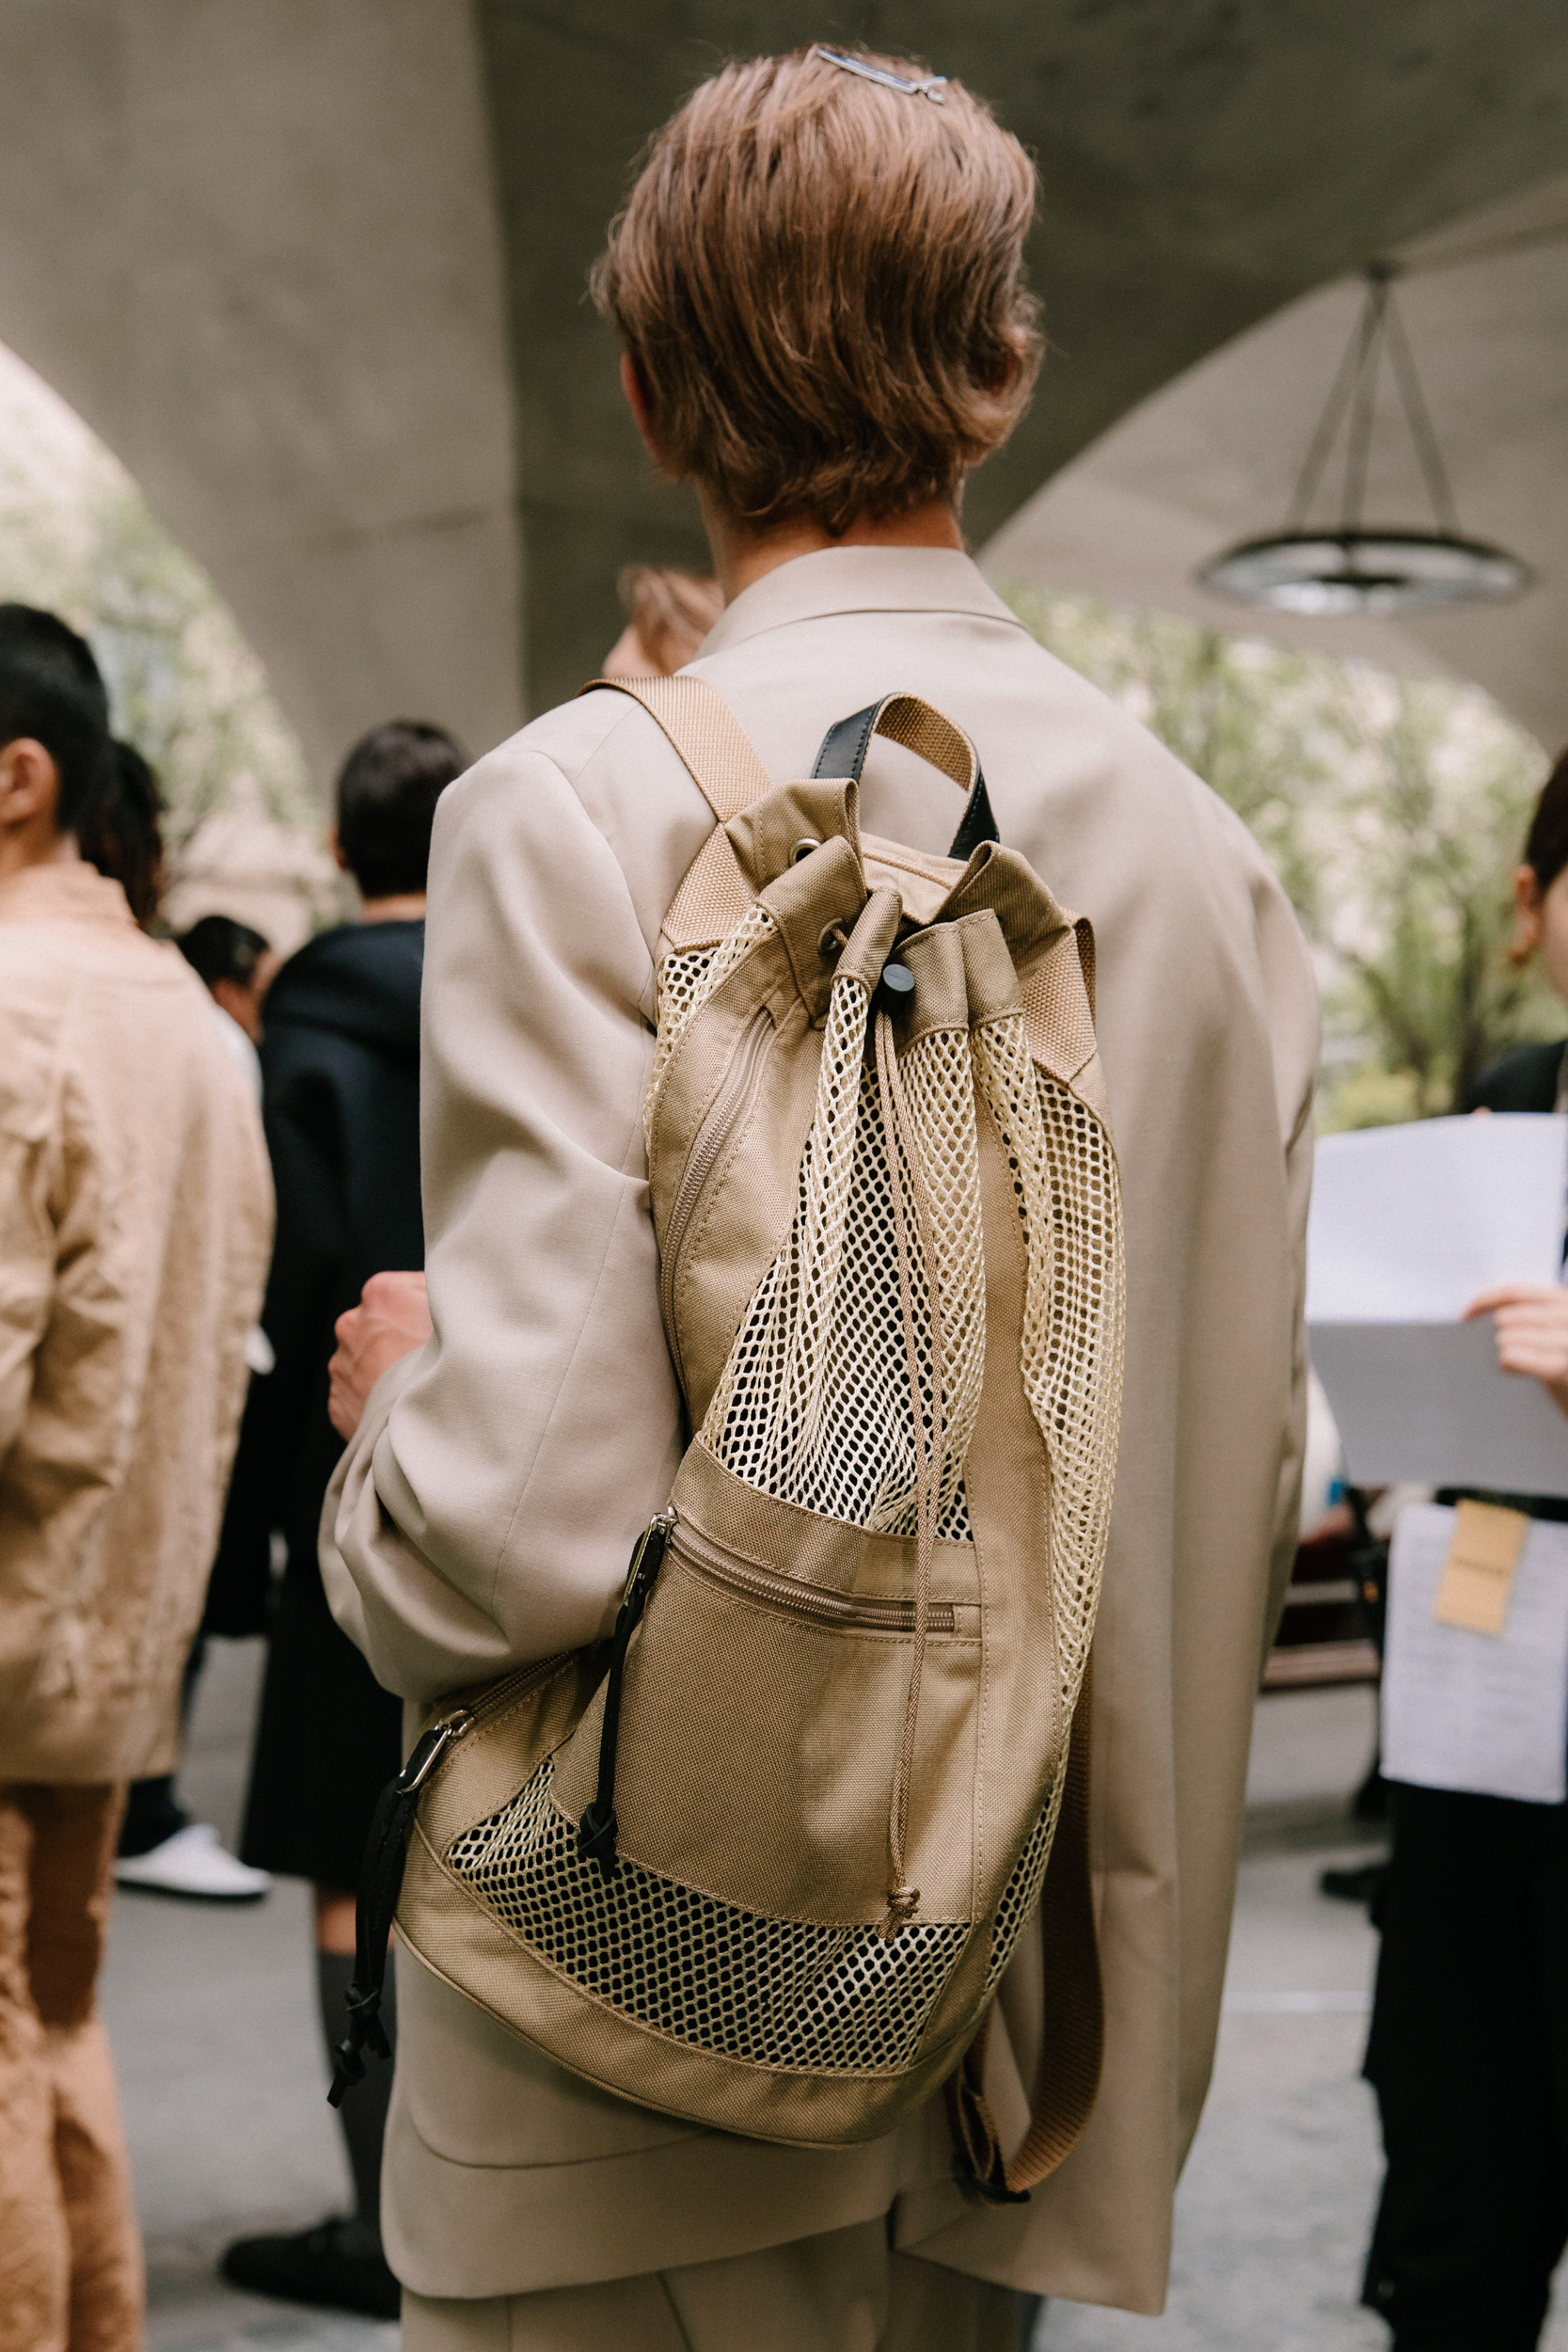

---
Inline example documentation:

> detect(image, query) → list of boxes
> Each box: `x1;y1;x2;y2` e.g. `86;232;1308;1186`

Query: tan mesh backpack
332;678;1126;2202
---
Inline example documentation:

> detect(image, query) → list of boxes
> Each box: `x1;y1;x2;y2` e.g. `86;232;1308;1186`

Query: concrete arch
0;0;522;786
984;167;1568;746
3;2;1567;762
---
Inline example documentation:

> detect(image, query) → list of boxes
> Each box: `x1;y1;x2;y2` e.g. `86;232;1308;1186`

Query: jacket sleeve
0;1065;61;1465
321;744;685;1703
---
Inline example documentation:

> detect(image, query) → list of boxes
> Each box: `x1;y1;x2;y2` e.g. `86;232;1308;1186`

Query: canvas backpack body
335;679;1126;2201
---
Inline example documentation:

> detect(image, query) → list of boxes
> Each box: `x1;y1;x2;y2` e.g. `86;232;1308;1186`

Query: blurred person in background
110;910;282;1904
1362;744;1568;2352
213;720;466;2324
77;739;165;930
176;913;279;1087
0;606;272;2352
600;562;721;677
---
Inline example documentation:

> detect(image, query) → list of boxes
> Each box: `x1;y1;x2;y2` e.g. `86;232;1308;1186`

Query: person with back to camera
211;722;466;2323
71;753;280;1904
1360;744;1568;2352
176;913;280;1085
318;48;1319;2349
0;608;272;2352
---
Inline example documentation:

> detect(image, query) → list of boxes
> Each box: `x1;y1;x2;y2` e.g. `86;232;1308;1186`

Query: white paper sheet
1307;1113;1567;1323
1382;1502;1568;1804
1307;1113;1568;1492
1309;1321;1568;1496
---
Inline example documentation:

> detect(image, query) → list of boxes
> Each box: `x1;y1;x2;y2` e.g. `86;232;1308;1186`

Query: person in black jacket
214;721;466;2323
1362;742;1568;2352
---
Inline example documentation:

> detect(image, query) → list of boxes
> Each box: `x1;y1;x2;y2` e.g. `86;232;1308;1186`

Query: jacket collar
699;546;1030;656
0;859;136;930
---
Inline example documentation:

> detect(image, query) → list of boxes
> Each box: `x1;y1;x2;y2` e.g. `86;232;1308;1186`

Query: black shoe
1319;1860;1387;1910
220;2217;400;2321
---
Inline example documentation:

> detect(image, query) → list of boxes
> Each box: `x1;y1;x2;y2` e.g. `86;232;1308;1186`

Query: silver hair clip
814;46;948;103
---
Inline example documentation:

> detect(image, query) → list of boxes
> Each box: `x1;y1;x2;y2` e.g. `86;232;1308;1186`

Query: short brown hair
592;48;1041;534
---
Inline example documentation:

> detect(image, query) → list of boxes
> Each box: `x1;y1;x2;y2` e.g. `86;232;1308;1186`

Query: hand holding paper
1307;1114;1568;1494
1463;1282;1568;1419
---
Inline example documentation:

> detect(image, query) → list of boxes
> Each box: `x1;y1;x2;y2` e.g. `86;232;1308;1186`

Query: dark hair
79;739;165;929
177;912;271;991
0;604;112;834
335;721;467;899
1524;747;1568;895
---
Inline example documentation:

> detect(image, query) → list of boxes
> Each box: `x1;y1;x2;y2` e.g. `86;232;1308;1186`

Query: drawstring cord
873;1005;945;1940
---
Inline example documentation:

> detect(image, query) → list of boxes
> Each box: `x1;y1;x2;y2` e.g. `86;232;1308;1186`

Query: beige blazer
323;547;1318;2312
0;862;274;1782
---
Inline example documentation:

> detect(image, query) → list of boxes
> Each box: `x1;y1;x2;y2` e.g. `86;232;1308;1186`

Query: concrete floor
97;1649;1560;2351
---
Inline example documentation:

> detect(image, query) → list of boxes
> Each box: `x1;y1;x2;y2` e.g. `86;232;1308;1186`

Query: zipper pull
624;1506;677;1601
395;1707;472;1796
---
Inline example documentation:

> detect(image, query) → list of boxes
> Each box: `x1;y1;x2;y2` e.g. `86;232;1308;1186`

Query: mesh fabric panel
446;1760;967;2072
700;977;986;1539
973;1015;1125;1724
984;1758;1068;1994
644;903;776;1147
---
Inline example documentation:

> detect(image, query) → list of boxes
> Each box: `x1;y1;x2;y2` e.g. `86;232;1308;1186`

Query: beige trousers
402;2219;1030;2351
0;1784;142;2352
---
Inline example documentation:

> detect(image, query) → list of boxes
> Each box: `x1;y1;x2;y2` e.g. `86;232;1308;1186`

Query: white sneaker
114;1821;272;1903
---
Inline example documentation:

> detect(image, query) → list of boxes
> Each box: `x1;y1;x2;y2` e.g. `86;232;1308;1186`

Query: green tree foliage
1007;588;1557;1126
0;345;333;933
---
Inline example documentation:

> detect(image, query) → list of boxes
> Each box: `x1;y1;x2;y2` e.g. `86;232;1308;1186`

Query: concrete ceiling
983;168;1568;750
0;0;522;782
0;3;1566;780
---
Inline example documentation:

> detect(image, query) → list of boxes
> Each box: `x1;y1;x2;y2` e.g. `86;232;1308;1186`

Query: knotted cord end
879;1884;920;1941
577;1801;620;1883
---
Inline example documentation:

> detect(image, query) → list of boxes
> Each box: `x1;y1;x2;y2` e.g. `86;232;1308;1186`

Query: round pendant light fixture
1198;262;1530;614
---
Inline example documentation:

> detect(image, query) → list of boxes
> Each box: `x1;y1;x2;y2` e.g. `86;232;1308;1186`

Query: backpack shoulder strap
581;675;774;950
582;675;773;822
946;1658;1103;2201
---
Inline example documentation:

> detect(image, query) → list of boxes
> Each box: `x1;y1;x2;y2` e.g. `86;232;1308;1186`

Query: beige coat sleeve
322;744;687;1704
0;1046;65;1466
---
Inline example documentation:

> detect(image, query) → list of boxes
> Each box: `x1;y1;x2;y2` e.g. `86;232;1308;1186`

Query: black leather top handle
812;693;1000;860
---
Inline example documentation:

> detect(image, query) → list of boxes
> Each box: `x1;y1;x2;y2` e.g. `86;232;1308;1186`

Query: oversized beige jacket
323;548;1318;2313
0;861;273;1782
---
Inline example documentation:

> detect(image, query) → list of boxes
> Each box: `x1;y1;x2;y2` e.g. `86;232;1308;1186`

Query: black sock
118;1775;188;1856
316;1949;396;2255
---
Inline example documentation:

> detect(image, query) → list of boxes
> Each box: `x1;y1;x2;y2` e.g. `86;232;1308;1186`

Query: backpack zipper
658;1005;774;1381
672;1519;957;1635
404;1649;571;1790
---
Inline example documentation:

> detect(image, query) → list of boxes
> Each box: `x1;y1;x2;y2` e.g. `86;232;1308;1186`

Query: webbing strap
812;694;1000;860
946;1658;1102;2201
581;675;773;821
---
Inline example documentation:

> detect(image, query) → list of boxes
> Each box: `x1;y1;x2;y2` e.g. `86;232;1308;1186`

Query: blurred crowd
0;564;720;2342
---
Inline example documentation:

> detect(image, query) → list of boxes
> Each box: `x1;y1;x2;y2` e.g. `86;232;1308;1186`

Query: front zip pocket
672;1519;959;1636
658;1004;774;1380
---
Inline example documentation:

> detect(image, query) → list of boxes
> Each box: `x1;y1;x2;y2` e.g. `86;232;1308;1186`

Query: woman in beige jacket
0;605;273;2352
323;47;1318;2351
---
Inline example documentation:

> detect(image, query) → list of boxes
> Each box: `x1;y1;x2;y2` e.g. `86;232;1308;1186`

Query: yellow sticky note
1433;1500;1529;1637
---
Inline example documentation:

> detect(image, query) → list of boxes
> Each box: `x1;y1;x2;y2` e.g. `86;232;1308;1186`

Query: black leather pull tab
812;700;1000;860
328;1715;463;2106
576;1513;675;1883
